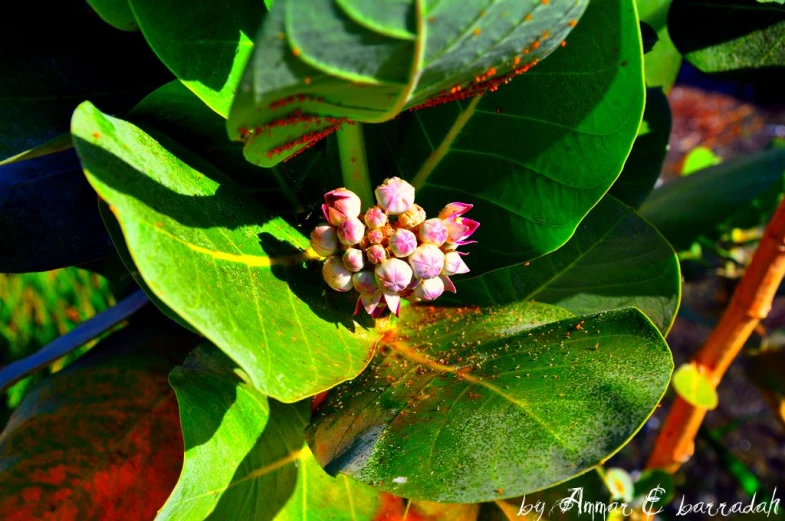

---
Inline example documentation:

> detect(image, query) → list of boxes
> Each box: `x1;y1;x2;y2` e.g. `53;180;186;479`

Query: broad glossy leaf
307;303;673;503
229;0;589;166
87;0;139;31
444;196;680;335
71;102;378;402
158;346;405;521
0;149;114;272
609;88;672;208
681;146;722;175
361;0;645;273
0;3;171;161
98;201;196;333
128;80;335;213
639;148;785;250
129;0;267;116
408;501;480;520
636;0;681;89
0;315;198;521
668;0;785;79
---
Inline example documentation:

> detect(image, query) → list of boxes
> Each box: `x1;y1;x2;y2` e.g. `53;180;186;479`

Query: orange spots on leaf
542;30;551;39
91;132;100;139
569;19;578;27
514;56;521;66
542;0;549;4
304;77;312;85
561;40;567;47
292;46;301;57
428;15;435;23
524;13;533;21
473;27;481;36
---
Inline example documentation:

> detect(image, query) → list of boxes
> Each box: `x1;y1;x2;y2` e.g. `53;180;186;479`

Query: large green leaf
71;102;379;402
0;3;171;161
609;87;672;208
360;0;645;274
87;0;139;31
636;0;681;89
228;0;590;166
639;148;785;250
127;80;337;213
158;346;406;521
307;303;673;503
128;0;268;116
0;315;197;520
668;0;785;79
444;196;680;335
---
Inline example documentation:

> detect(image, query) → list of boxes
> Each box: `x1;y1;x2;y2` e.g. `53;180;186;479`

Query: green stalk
335;123;374;208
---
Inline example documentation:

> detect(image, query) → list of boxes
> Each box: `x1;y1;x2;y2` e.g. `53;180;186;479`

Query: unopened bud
310;222;338;257
375;259;413;294
337;217;365;246
439;202;473;220
408;244;445;279
367;244;387;264
398;204;426;229
414;277;445;301
419;218;448;246
367;229;384;245
374;176;415;215
324;188;362;224
352;270;379;294
322;256;352;292
342;248;364;272
389;228;417;258
364;206;387;229
442;251;470;276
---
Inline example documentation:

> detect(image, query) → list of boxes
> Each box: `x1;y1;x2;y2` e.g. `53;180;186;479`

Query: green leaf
127;80;330;214
0;315;197;519
0;133;73;167
609;88;672;208
672;363;718;409
87;0;139;31
636;0;682;89
639;148;785;250
129;0;267;116
98;201;196;333
360;0;645;273
668;0;785;79
229;0;590;166
0;3;172;161
0;149;114;272
442;196;681;335
158;345;406;521
307;303;673;503
71;102;379;402
681;146;722;175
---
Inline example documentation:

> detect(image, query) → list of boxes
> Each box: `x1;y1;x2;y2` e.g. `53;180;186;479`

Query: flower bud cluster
311;178;478;317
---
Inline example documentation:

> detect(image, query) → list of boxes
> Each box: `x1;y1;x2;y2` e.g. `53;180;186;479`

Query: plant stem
335;123;374;208
647;197;785;472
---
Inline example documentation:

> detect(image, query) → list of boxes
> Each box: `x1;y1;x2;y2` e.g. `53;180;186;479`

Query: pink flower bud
367;229;384;245
375;258;413;294
389;228;417;258
374;177;415;215
364;206;387;229
337;217;365;246
367;244;387;264
323;188;362;226
419;218;448;246
443;216;480;245
441;275;457;293
442;251;470;276
414;277;445;301
352;270;379;294
342;248;364;272
383;292;402;316
408;244;445;279
439;202;473;219
322;256;352;292
310;222;338;257
355;291;383;316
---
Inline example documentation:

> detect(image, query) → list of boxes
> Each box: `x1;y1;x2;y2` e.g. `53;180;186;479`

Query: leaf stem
647;196;785;472
336;123;374;208
0;290;149;392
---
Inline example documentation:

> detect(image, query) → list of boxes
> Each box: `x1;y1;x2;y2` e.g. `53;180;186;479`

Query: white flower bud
310;222;337;257
322;256;352;292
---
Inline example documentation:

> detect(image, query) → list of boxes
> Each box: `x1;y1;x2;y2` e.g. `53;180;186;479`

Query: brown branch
647;196;785;472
